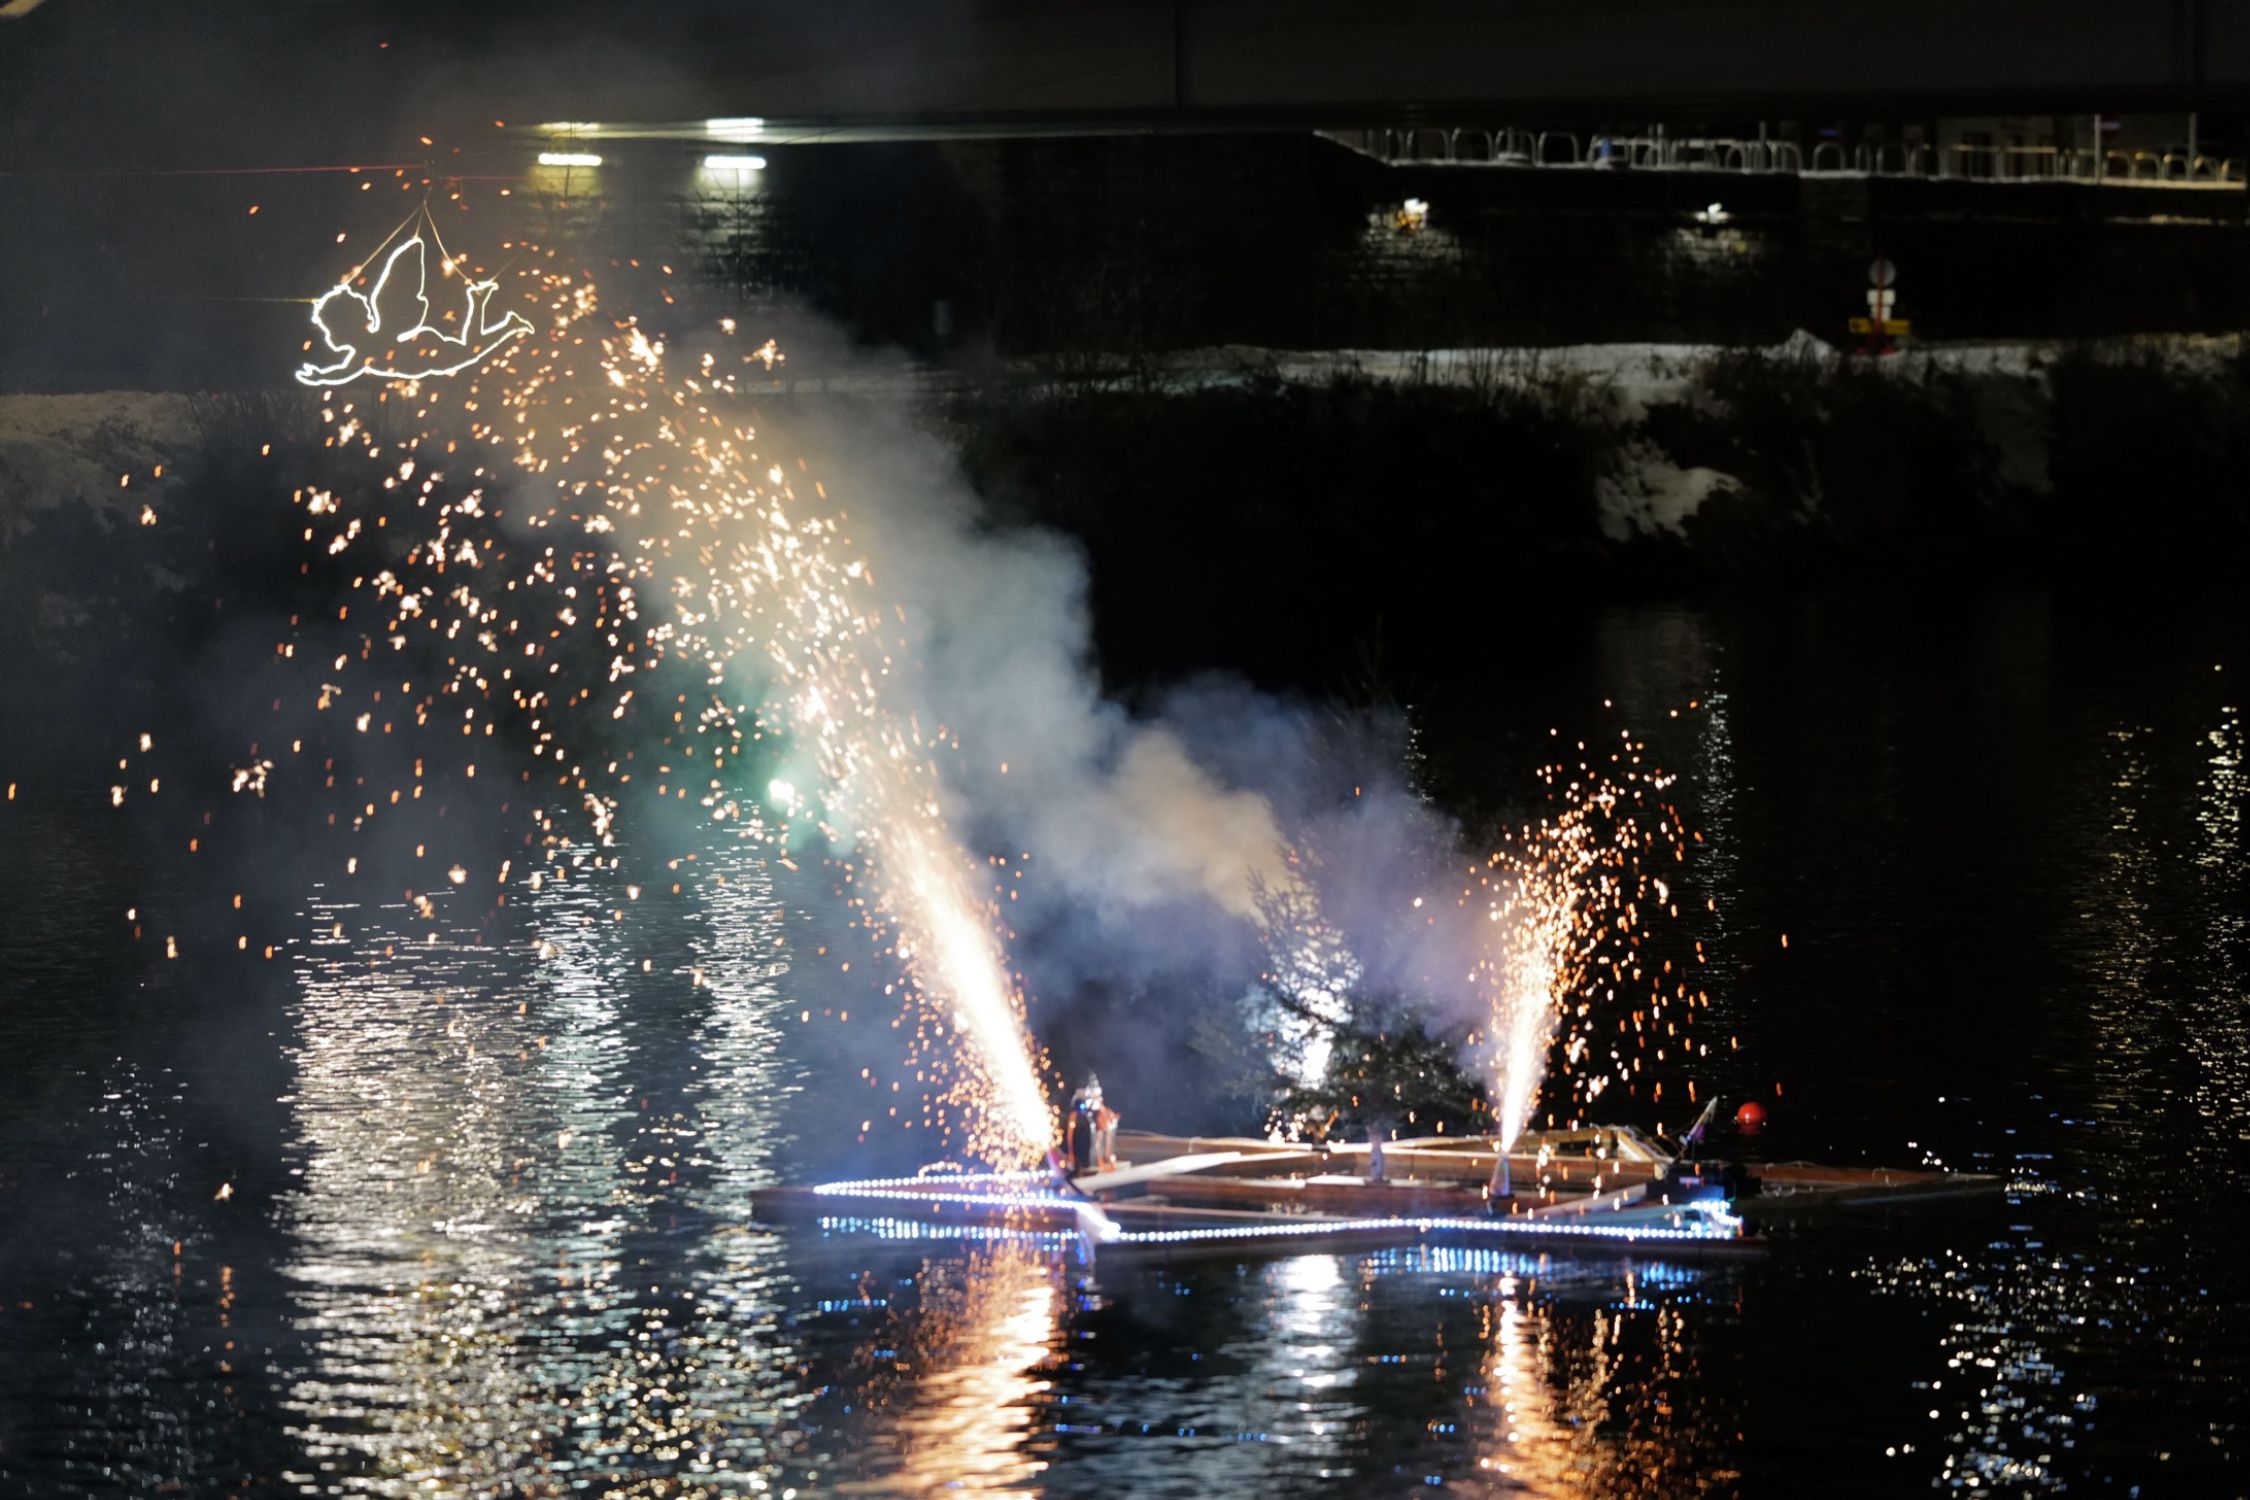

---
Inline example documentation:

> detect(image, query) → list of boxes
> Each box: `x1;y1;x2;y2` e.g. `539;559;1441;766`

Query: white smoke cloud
1050;727;1295;920
729;350;1527;1125
767;386;1313;929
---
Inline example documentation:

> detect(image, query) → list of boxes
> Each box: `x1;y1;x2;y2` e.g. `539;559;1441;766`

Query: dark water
2;589;2245;1497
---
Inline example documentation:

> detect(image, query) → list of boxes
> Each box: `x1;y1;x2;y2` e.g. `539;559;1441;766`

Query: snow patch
0;392;200;534
1766;328;1838;364
1597;440;1737;541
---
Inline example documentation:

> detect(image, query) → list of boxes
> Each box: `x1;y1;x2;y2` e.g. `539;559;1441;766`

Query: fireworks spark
1474;739;1698;1146
166;206;1703;1170
281;240;1053;1162
1247;726;1701;1149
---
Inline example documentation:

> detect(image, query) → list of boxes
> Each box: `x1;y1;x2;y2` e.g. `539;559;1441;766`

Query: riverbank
5;335;2245;699
936;334;2250;681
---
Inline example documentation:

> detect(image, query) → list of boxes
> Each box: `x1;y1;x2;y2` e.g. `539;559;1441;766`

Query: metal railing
1332;128;2243;188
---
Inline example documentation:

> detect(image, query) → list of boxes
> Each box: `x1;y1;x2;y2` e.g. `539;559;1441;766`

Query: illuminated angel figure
296;235;532;387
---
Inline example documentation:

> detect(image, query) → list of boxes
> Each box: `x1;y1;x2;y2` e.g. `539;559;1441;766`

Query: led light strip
297;234;532;388
815;1215;1083;1248
802;1176;1744;1245
809;1172;1053;1196
810;1175;1125;1241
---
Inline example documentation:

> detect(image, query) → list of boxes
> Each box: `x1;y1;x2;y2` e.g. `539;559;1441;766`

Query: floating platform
753;1171;1759;1263
752;1125;2001;1264
1101;1130;2007;1225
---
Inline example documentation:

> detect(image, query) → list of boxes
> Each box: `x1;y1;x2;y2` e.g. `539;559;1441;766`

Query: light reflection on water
4;593;2247;1495
278;842;813;1495
827;1243;1066;1494
760;1239;1739;1497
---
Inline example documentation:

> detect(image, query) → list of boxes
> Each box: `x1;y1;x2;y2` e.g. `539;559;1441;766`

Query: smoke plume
753;370;1524;1129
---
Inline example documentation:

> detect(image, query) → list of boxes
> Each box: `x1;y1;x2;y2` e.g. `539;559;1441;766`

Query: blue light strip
808;1173;1124;1241
799;1175;1746;1246
813;1214;1084;1248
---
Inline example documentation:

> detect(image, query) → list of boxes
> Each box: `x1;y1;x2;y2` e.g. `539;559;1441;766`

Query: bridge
4;1;2247;159
597;0;2250;127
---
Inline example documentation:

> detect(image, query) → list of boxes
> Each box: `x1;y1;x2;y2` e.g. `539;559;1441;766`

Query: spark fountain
760;725;1999;1258
1474;746;1693;1154
283;227;1051;1163
249;217;1996;1254
265;212;1647;1182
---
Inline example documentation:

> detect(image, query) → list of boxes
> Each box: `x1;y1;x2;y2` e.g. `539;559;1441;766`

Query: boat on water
751;1112;2003;1263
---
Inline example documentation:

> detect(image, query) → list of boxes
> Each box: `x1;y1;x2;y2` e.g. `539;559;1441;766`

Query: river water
1;588;2244;1497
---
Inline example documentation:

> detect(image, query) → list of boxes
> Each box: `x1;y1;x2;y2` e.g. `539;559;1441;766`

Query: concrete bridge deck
5;2;2248;155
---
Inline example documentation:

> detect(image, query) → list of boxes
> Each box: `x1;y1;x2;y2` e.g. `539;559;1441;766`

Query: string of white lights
296;219;532;387
798;1176;1746;1245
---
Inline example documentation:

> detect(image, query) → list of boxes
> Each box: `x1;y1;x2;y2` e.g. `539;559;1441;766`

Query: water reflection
1844;672;2250;1494
8;598;2248;1497
1200;1244;1718;1492
740;1232;1743;1495
0;1059;236;1494
1252;1251;1359;1474
279;838;806;1495
835;1243;1066;1493
2074;703;2250;1183
1853;1245;2082;1493
2191;700;2247;1150
2197;699;2242;874
1459;1257;1725;1498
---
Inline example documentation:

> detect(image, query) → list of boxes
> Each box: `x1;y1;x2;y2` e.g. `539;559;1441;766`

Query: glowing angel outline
296;235;532;387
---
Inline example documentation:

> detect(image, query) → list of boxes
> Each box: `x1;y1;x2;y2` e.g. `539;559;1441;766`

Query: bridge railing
1332;128;2242;188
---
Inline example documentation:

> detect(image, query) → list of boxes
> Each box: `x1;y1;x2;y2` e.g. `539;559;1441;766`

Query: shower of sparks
114;207;1706;1169
1242;719;1692;1142
1473;737;1700;1147
274;241;1052;1163
1246;729;1702;1149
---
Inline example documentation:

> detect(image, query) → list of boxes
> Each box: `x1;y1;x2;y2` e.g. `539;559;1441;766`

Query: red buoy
1734;1100;1767;1130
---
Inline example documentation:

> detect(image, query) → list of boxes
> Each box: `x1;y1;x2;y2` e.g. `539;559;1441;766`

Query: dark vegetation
10;347;2243;739
2043;350;2250;562
950;367;1614;687
950;342;2250;687
1262;1006;1488;1143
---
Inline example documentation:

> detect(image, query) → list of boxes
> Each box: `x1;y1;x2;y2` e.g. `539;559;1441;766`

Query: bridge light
537;151;603;168
702;153;767;173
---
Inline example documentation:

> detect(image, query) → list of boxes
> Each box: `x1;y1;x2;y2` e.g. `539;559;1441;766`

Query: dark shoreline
945;341;2250;686
6;340;2248;725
